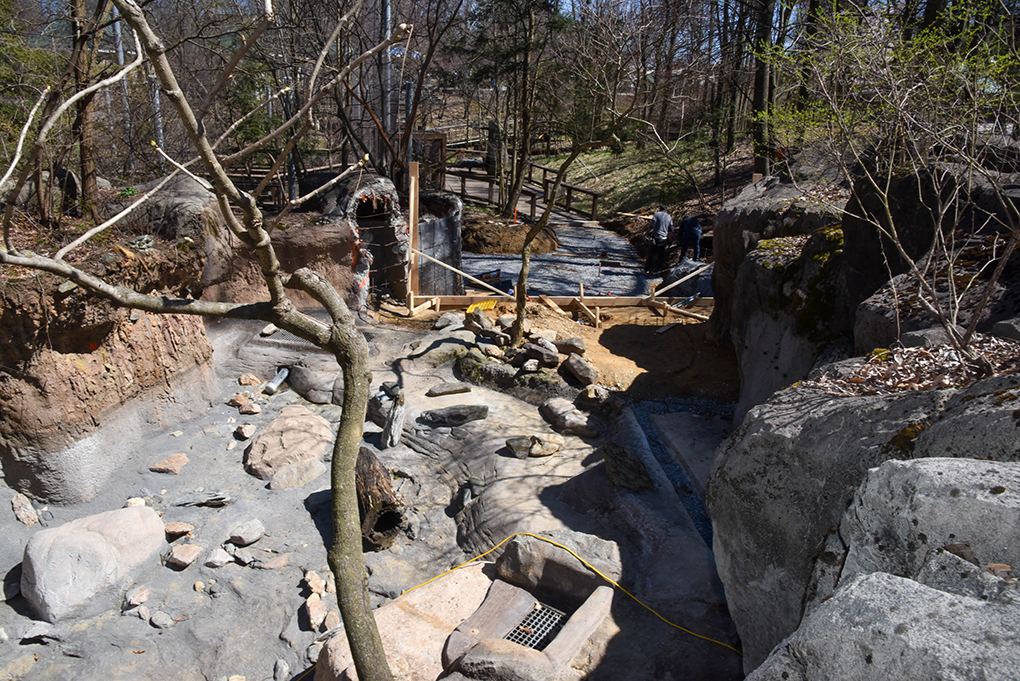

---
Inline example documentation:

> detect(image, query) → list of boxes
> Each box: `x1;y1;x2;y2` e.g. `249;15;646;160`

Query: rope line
401;532;742;656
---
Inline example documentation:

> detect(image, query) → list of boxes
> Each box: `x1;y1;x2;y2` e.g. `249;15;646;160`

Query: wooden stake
407;161;420;315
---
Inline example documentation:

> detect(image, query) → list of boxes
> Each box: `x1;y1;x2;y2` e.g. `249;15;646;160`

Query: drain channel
503;602;567;651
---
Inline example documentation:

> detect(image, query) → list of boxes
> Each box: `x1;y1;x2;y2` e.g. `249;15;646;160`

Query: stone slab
315;562;494;681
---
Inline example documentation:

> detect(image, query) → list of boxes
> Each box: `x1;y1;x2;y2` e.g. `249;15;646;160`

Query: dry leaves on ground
803;334;1020;396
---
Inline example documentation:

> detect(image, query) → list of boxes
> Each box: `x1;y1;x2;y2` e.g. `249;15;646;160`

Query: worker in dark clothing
679;215;702;261
644;205;673;274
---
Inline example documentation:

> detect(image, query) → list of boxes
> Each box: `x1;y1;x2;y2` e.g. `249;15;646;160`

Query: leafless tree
1;1;412;678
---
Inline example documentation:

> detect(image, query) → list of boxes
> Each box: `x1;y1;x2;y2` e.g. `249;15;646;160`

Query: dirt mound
461;207;558;255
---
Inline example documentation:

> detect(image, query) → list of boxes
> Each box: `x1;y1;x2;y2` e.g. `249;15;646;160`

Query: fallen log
357;446;404;551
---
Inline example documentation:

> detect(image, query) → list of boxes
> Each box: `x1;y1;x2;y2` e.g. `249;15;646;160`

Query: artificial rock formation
708;371;1020;674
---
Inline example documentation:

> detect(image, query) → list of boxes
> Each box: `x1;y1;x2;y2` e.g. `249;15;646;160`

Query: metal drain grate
503;602;567;651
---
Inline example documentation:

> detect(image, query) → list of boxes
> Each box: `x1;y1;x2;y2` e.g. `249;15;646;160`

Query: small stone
258;553;292;570
228;675;246;681
305;571;326;596
482;344;505;358
233;548;258;566
149;453;189;475
274;659;291;681
521;359;540;372
533;336;558;355
418;404;489;426
528;327;558;343
194;581;205;592
433;312;463;330
229;519;265;547
226;393;249;407
11;493;38;527
553;337;586;355
323;609;341;631
325;573;336;593
226;440;237;451
506;436;531;459
135;605;151;620
564;353;598;386
163;522;194;537
167;544;203;568
239;401;262;415
205;548;234;568
127;589;149;607
426;382;472;397
150;611;174;629
304;593;327;630
239;373;262;386
124;497;146;507
171;430;183;437
306;643;322;665
529;433;565;457
260;323;279;336
235;423;258;439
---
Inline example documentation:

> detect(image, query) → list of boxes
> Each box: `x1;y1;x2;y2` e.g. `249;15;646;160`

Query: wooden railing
526;162;601;220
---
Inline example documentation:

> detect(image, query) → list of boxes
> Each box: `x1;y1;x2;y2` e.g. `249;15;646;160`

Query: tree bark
356;445;403;550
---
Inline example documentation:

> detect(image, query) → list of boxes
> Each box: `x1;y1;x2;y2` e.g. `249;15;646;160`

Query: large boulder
20;506;166;622
709;371;1020;674
244;405;334;480
729;228;852;420
838;458;1020;587
750;457;1020;680
707;384;952;672
749;571;1020;681
103;174;233;290
708;176;843;346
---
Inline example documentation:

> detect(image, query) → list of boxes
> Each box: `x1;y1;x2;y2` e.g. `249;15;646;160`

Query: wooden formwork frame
405;169;711;325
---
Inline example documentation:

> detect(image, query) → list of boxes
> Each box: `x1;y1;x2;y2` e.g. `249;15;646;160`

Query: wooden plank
656;322;679;335
650;299;710;321
408;161;420;300
410;297;438;316
648;263;712;299
539;294;568;316
411;248;515;300
576;299;598;325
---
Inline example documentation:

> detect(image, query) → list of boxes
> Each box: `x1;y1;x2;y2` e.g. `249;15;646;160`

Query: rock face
20;506;166;622
729;228;851;420
749;571;1020;681
749;458;1020;680
0;284;217;503
708;177;843;347
707;384;952;671
709;372;1020;674
244;405;334;480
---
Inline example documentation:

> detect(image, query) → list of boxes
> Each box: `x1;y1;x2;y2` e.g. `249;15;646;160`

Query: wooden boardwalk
443;170;596;225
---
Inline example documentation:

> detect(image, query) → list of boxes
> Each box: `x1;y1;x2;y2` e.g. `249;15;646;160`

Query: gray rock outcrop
708;176;843;346
729;228;851;419
750;457;1020;680
20;506;166;622
707;384;952;671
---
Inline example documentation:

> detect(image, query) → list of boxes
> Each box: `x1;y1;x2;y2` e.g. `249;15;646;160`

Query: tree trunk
328;322;395;681
751;0;776;176
356;445;404;551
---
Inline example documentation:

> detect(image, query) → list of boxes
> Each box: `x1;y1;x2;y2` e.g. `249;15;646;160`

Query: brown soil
460;206;559;255
375;300;740;404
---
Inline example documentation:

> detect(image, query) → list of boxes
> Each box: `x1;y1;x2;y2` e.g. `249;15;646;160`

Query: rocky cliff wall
708;369;1020;675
